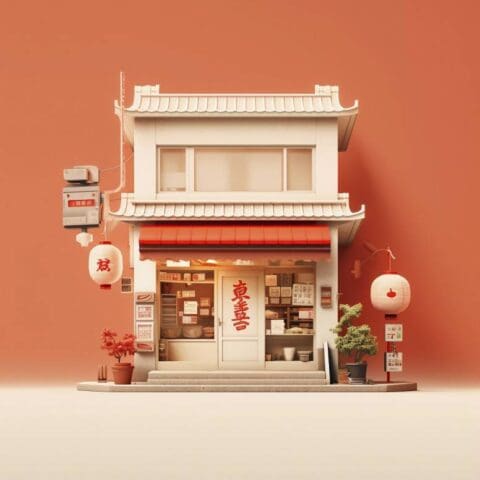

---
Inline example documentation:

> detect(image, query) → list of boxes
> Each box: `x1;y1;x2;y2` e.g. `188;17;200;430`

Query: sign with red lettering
68;199;96;207
222;275;258;338
231;280;250;331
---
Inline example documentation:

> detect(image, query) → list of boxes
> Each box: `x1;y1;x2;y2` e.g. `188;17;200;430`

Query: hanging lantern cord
356;247;396;274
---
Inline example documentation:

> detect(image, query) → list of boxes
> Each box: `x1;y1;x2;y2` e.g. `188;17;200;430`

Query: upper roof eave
114;84;359;150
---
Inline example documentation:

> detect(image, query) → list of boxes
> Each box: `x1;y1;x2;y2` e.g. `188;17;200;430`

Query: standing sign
384;323;403;372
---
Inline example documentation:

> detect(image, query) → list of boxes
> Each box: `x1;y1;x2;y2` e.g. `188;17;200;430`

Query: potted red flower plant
101;328;136;384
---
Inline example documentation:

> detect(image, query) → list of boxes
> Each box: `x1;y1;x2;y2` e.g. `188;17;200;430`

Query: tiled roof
123;85;357;115
115;84;358;151
110;194;364;245
110;195;364;221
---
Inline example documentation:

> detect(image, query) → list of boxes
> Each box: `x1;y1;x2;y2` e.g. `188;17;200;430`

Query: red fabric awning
139;223;330;262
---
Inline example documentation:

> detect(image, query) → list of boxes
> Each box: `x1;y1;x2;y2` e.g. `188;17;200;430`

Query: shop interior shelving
159;270;215;351
264;268;316;364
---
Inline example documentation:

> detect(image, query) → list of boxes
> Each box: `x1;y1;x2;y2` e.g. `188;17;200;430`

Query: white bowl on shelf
182;325;203;338
297;350;312;362
161;326;182;339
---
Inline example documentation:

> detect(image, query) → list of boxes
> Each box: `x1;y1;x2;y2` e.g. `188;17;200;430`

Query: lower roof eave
109;211;365;246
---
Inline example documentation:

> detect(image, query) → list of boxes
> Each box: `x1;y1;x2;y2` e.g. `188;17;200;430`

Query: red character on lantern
96;258;111;272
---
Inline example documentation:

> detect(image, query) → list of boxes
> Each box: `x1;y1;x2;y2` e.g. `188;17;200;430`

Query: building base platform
78;371;417;392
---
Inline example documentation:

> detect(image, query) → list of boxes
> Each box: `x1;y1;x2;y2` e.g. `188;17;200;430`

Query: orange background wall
1;0;478;385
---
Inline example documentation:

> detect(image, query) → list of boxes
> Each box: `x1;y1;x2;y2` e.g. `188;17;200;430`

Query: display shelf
265;360;316;371
159;280;215;285
266;334;314;337
266;304;313;308
160;293;178;326
164;339;216;343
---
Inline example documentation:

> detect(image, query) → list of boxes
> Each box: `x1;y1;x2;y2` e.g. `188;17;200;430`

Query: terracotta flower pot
337;368;349;384
111;362;134;385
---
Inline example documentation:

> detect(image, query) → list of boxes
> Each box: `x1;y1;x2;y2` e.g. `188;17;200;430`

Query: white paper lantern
88;241;123;289
370;273;411;315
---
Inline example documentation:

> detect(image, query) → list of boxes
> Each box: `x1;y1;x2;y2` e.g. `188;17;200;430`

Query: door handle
218;317;223;326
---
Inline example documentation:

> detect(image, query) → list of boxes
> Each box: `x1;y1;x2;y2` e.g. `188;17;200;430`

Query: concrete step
77;381;418;393
148;370;326;381
148;377;327;385
141;384;329;392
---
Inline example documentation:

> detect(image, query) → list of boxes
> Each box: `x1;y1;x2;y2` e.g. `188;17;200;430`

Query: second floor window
158;149;186;192
157;147;313;193
195;148;283;192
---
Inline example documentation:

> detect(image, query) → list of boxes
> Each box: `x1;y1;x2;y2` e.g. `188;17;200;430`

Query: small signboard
121;277;132;294
135;342;154;352
292;283;314;306
135;321;154;342
135;304;154;321
135;292;155;303
385;324;403;342
320;286;333;308
385;352;403;372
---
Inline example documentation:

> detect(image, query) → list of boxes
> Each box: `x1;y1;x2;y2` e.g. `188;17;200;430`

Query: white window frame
156;146;316;197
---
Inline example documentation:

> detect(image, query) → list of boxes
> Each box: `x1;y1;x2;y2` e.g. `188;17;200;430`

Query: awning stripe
139;222;330;249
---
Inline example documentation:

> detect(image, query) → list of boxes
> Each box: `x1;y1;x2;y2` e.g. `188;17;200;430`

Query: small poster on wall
135;304;154;321
269;286;281;298
292;283;314;306
200;297;211;307
182;315;198;324
385;352;403;372
280;287;292;297
181;290;196;298
385;324;403;342
265;275;277;287
135;321;154;342
184;301;198;315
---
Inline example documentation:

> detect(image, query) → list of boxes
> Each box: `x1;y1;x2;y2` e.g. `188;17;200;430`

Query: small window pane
195;148;283;192
158;149;186;192
287;149;312;191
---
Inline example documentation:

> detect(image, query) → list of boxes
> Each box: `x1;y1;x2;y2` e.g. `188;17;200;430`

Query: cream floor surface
0;386;478;480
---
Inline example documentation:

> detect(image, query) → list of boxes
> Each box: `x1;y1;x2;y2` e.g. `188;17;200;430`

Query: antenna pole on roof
103;71;127;240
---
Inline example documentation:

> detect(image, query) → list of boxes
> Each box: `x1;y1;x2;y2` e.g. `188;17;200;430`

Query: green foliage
330;303;378;363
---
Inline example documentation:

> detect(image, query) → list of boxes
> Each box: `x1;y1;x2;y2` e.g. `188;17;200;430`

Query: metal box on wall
62;185;101;228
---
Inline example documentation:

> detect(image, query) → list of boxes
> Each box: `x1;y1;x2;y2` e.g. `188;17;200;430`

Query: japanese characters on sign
385;352;403;372
385;324;403;342
231;279;250;331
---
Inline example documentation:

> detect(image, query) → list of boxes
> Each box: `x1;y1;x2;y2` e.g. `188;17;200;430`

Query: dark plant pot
345;362;367;384
112;362;134;385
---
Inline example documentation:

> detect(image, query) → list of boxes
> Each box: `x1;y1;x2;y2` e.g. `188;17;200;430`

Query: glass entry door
218;270;265;369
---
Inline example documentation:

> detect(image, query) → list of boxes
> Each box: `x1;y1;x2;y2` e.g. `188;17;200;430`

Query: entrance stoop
147;370;328;391
76;369;418;392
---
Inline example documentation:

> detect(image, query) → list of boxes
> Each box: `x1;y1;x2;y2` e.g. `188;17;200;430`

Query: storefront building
111;85;364;381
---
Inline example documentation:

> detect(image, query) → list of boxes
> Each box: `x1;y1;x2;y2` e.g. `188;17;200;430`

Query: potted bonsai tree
100;328;136;384
330;303;378;384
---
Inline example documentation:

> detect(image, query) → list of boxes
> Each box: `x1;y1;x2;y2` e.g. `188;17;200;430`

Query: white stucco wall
315;225;339;373
131;225;157;381
133;117;339;201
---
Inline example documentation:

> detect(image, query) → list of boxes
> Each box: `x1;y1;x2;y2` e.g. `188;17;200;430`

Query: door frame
217;269;265;370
